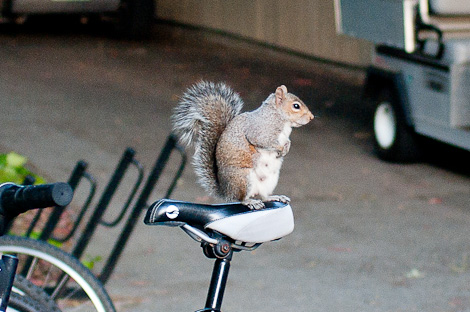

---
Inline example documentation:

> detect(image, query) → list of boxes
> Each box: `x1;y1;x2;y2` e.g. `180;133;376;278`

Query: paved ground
2;20;470;312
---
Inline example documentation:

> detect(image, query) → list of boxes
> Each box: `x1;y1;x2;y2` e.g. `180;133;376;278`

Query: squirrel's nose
309;112;314;120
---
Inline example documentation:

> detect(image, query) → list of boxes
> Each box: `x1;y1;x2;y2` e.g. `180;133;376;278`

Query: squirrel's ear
275;85;288;106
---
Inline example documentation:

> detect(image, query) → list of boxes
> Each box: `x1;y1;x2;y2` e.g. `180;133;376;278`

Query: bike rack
13;134;187;284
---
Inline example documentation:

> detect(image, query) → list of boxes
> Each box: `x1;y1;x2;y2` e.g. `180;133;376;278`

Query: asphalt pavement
1;21;470;312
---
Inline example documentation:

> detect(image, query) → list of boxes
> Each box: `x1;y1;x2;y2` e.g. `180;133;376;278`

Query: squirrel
172;81;314;209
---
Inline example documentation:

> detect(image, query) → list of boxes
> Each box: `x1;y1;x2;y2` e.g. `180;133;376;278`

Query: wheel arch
363;66;414;128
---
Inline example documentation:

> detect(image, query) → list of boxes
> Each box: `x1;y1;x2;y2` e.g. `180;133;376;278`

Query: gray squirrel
172;81;314;209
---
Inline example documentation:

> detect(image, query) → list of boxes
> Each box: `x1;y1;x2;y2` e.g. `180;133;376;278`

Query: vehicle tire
116;0;155;39
7;292;44;312
12;275;61;312
0;236;115;312
372;88;421;162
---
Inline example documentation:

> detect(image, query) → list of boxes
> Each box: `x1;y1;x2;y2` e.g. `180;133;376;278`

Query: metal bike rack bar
99;156;144;228
18;161;97;277
9;134;186;284
71;147;143;260
53;169;97;243
98;134;186;284
38;160;95;242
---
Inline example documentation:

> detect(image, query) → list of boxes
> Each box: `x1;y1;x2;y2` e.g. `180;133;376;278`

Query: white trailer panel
334;0;417;52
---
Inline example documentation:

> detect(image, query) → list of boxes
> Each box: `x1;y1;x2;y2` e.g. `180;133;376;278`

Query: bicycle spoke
51;273;69;299
25;256;38;280
43;262;57;289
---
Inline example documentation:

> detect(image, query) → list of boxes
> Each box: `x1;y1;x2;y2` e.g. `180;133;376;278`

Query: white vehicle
0;0;155;38
335;0;470;162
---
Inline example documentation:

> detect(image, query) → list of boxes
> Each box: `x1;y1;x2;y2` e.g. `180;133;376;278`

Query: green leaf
82;255;103;270
6;152;27;168
0;167;23;184
0;152;46;185
28;231;63;248
0;154;7;167
33;174;46;185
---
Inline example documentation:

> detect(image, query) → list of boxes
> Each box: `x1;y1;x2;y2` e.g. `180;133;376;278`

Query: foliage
1;152;101;270
82;255;103;270
0;152;46;184
27;231;63;248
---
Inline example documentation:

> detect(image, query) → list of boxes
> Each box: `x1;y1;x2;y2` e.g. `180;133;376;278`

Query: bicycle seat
144;199;294;244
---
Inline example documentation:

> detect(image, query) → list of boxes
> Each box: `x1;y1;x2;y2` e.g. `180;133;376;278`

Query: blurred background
2;1;470;311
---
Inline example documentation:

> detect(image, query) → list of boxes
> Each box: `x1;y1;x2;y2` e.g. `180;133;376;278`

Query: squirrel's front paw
242;199;265;210
281;141;291;157
266;195;291;204
276;141;290;158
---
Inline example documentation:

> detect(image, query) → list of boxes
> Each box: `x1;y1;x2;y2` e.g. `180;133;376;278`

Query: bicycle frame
189;229;261;312
198;253;233;312
0;184;17;311
0;254;18;312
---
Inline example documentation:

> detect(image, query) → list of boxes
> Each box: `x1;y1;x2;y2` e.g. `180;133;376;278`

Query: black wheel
12;275;61;312
372;88;421;162
7;292;44;312
0;236;115;312
116;0;155;39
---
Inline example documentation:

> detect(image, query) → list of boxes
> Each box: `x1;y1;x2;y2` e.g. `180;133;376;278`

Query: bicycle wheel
12;275;61;312
0;236;115;312
7;292;43;312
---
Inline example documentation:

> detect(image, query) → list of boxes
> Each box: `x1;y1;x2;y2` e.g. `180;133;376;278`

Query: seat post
203;252;233;312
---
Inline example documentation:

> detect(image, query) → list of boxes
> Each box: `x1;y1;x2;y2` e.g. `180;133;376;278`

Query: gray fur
171;81;244;196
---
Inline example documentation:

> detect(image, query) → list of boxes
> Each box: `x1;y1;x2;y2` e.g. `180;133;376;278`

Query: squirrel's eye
292;103;301;110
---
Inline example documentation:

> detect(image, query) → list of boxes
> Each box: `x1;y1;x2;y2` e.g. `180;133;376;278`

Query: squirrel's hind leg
266;195;291;204
242;195;290;210
242;198;265;210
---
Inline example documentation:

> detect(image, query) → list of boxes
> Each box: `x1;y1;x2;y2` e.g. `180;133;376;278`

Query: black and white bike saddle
144;199;294;244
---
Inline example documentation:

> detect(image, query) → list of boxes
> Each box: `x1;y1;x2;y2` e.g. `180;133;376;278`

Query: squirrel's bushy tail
172;81;244;196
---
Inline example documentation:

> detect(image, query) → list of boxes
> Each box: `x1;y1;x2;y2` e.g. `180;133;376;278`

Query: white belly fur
247;124;291;200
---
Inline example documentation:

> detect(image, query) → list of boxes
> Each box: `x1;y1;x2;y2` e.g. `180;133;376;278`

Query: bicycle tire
7;292;43;312
12;274;61;312
0;236;115;312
